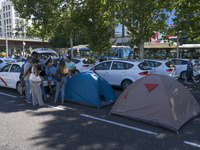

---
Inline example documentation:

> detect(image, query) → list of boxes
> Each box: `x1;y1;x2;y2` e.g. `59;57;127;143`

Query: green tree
173;0;200;43
75;0;117;55
12;0;81;57
116;0;170;59
26;25;42;38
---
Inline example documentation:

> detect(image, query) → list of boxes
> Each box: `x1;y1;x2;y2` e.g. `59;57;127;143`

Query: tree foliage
173;0;200;43
116;0;170;58
75;0;117;55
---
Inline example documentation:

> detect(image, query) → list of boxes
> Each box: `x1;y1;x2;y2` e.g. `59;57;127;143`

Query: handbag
54;69;61;82
29;67;42;82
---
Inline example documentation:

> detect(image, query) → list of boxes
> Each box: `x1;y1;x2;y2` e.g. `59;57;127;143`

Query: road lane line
0;92;17;98
184;141;200;148
80;114;158;135
47;105;66;111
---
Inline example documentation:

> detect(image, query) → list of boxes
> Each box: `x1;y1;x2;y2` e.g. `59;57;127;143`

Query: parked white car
144;59;178;78
170;58;200;79
0;58;16;69
71;58;95;73
88;60;152;90
0;62;53;93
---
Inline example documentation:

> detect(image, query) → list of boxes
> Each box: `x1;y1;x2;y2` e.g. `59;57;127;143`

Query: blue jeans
41;85;46;97
25;80;32;101
54;77;68;101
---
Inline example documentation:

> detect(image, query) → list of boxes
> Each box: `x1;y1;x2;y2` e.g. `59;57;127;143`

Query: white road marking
184;141;200;148
80;114;158;135
0;92;17;98
46;105;66;111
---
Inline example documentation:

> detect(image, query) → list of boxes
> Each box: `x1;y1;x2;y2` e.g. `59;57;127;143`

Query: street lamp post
4;0;8;58
177;32;180;58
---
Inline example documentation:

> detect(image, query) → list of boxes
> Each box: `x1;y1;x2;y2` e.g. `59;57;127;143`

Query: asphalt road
0;79;200;150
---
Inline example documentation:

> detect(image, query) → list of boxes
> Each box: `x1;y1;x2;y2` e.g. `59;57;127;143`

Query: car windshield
138;62;151;70
83;59;95;64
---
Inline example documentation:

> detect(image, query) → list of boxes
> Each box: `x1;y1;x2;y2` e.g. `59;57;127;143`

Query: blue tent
64;72;117;107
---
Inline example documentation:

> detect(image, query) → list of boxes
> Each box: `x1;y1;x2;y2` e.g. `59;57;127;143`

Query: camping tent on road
110;74;200;132
64;72;116;107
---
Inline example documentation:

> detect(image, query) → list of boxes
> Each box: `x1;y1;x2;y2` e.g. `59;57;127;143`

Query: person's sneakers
19;94;25;98
26;100;32;104
184;81;191;84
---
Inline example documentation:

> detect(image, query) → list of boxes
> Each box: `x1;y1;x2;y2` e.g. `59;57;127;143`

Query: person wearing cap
65;56;76;77
185;57;198;84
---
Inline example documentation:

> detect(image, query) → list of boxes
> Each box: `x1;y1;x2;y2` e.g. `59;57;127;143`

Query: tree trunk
70;32;74;58
139;40;145;59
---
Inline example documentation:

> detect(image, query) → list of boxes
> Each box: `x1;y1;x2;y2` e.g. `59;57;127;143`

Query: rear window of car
125;63;134;69
83;59;95;64
138;62;151;70
71;59;81;64
165;61;175;68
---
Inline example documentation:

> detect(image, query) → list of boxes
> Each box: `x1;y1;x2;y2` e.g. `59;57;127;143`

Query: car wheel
180;71;187;79
16;82;21;94
74;69;80;75
121;79;133;90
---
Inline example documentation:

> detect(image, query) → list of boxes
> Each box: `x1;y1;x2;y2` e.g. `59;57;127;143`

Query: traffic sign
23;42;26;46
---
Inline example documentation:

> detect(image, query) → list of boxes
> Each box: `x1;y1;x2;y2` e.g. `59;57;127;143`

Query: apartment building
0;0;32;37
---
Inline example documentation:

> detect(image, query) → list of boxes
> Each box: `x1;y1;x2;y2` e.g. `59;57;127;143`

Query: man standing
22;57;32;103
185;57;198;84
45;61;56;94
65;56;76;77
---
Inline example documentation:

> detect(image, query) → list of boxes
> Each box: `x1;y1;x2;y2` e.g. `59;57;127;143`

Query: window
3;7;5;12
83;59;95;64
9;19;11;24
0;60;3;63
181;60;188;65
138;62;151;70
3;13;5;18
15;19;19;23
9;12;10;17
10;64;21;72
15;12;18;17
0;64;11;72
111;61;125;70
171;59;188;65
94;62;112;70
146;61;155;67
125;63;134;69
154;62;162;67
6;6;7;11
8;5;10;10
0;21;1;26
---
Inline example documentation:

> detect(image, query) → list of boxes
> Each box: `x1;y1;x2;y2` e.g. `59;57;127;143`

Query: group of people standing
19;56;76;107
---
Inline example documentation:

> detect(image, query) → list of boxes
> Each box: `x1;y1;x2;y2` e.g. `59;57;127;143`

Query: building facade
0;0;32;38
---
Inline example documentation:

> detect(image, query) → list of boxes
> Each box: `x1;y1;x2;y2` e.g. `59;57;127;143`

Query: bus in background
104;46;132;59
68;45;133;59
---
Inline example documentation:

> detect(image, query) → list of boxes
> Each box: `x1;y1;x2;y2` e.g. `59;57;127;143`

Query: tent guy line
183;141;200;148
80;114;158;135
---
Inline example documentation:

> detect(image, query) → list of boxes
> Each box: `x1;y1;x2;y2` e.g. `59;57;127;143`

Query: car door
8;64;21;89
93;62;112;82
109;61;126;86
0;64;12;87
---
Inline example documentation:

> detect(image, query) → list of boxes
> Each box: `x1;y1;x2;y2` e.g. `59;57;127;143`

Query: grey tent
110;74;200;132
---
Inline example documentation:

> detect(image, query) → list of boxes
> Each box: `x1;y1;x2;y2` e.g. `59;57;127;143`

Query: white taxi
88;60;152;90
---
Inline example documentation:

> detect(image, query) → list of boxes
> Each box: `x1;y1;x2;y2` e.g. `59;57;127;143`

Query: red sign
23;42;26;46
